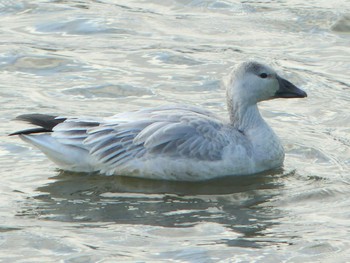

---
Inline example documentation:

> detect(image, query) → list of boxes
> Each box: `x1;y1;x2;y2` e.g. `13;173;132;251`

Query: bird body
11;61;307;181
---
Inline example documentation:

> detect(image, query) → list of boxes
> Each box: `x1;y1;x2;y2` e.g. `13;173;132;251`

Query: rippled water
1;0;350;262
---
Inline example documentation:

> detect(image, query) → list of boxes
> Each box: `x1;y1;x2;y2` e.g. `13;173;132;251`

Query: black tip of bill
275;76;307;99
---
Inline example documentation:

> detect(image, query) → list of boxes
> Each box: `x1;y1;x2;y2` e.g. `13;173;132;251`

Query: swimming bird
10;61;307;181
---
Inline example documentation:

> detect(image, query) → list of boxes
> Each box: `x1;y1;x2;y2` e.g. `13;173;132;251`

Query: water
1;0;349;262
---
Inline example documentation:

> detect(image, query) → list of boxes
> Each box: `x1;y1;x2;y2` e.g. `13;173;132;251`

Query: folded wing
82;105;231;169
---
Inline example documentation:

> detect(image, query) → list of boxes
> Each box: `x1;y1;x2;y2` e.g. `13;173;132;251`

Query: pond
0;0;349;262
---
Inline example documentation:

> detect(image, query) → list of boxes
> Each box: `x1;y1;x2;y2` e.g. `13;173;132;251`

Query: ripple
0;226;21;232
299;242;340;255
1;0;350;261
287;144;333;164
34;18;115;35
145;51;204;67
1;54;84;75
0;0;35;15
62;84;154;99
284;185;350;204
173;0;252;13
331;14;350;33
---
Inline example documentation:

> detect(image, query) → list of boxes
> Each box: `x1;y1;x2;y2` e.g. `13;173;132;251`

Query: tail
19;134;96;172
10;114;97;172
9;114;66;136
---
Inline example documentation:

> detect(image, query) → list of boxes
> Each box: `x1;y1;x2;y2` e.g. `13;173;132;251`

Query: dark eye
260;73;268;78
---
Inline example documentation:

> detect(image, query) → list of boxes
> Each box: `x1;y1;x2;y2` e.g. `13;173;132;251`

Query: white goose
10;61;307;181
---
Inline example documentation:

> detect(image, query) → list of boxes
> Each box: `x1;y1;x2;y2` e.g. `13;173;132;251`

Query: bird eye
260;73;268;78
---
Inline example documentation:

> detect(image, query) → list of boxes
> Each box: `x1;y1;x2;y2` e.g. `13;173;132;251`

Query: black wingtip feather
9;128;51;136
10;114;66;136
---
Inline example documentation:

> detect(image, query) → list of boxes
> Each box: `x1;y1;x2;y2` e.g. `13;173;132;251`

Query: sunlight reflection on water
1;0;350;262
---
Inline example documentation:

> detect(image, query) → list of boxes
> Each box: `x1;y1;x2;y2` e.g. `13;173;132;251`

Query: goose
10;61;307;181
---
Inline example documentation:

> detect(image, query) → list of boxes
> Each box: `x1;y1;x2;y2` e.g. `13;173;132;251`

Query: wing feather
99;147;126;163
142;123;193;148
48;105;233;171
133;122;170;145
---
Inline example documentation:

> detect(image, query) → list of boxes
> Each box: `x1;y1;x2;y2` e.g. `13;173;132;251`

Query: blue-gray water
1;0;350;262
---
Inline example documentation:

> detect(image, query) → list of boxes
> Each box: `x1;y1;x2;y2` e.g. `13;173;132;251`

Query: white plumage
11;61;307;181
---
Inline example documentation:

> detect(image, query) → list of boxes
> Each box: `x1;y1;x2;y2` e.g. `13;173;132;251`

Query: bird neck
227;99;266;132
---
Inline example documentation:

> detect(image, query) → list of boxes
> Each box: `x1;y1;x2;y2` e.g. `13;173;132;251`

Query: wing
51;117;102;146
82;105;232;169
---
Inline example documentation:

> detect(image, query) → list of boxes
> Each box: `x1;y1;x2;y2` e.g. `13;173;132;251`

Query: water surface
1;0;350;262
